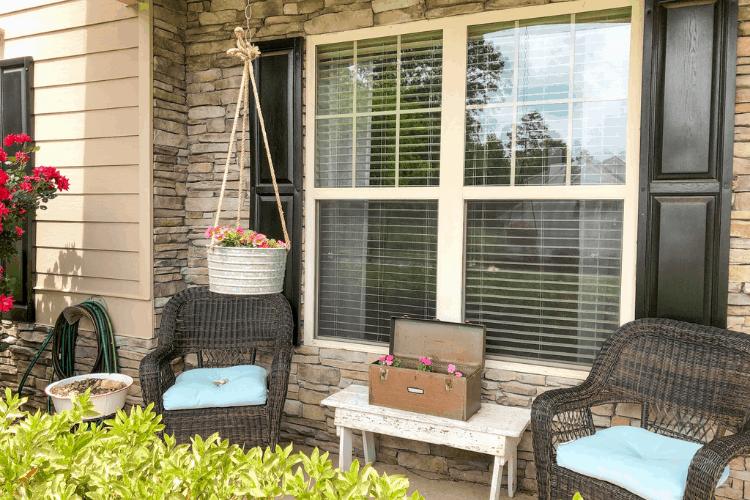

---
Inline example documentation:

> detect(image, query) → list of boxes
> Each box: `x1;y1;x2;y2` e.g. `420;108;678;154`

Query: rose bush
0;133;69;312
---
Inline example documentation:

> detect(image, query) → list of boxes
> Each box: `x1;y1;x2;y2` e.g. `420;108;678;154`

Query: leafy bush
0;389;425;500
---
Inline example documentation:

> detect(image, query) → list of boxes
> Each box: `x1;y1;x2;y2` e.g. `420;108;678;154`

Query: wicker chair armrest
139;345;178;415
532;383;605;500
684;431;750;500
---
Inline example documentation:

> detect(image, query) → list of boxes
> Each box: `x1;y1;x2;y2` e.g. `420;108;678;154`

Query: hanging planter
206;228;288;294
206;27;291;295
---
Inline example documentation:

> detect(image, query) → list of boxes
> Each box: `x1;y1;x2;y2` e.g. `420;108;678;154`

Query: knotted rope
210;27;290;252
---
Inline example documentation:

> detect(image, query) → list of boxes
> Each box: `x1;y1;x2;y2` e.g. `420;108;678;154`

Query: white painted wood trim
137;1;153;307
619;0;646;324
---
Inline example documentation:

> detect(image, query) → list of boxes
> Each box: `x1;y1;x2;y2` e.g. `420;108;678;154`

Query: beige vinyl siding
0;0;153;339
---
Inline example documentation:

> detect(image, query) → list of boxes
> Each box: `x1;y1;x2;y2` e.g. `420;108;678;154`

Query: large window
307;2;640;366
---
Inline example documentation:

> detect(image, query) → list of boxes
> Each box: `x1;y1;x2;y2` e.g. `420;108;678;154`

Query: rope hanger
210;26;291;253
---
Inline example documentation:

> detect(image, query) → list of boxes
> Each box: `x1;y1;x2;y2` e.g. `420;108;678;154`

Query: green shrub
0;389;425;500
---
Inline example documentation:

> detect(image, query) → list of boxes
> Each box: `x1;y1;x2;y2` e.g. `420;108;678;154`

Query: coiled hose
17;299;119;412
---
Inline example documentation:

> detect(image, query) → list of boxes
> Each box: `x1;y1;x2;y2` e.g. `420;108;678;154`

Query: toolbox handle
407;387;424;395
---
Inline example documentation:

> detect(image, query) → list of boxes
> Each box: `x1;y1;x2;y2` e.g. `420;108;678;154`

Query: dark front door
637;0;738;327
248;37;303;342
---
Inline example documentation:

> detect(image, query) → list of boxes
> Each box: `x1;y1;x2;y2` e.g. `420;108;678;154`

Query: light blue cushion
163;365;267;411
557;426;729;500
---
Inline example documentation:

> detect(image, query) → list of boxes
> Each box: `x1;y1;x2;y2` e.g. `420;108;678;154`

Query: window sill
307;337;590;382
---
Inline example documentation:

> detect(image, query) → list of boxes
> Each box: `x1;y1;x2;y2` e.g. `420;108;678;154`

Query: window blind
464;200;623;365
318;200;438;343
315;32;443;188
464;9;631;187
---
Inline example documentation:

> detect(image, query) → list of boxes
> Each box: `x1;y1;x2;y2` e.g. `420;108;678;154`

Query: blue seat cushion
556;426;729;500
163;365;267;411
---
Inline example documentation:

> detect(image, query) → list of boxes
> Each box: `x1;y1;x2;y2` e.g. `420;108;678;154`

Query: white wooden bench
321;385;531;499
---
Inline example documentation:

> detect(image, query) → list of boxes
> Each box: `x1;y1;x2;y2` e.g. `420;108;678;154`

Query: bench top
322;384;531;439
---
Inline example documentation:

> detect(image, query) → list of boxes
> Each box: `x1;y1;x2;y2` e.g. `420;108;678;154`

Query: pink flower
423;358;431;366
386;355;394;361
14;227;24;237
448;364;456;374
379;356;386;362
385;359;393;366
15;152;28;164
455;372;463;377
204;227;215;238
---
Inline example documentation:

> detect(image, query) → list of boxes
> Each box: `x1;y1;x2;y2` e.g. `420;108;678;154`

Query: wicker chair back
595;319;750;441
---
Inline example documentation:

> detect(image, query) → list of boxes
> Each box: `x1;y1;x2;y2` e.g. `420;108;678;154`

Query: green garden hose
16;299;119;413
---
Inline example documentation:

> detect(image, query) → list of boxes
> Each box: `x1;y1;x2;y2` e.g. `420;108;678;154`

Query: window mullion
566;14;575;186
435;24;468;323
395;36;402;187
351;41;358;188
510;20;520;187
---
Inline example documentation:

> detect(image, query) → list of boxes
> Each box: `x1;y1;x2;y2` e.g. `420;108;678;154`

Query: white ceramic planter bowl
45;373;133;420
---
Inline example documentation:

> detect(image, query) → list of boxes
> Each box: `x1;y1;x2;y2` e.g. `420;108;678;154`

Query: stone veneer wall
153;0;190;335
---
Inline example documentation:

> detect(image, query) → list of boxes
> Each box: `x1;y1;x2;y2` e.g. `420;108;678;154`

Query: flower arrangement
204;226;287;249
0;134;68;314
417;357;432;372
377;354;402;367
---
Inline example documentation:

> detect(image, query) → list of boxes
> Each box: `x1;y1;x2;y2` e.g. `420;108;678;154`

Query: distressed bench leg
362;431;377;464
508;444;517;497
489;456;505;500
338;426;353;471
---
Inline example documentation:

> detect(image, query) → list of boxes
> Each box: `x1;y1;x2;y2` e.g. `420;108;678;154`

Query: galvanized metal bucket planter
207;246;288;295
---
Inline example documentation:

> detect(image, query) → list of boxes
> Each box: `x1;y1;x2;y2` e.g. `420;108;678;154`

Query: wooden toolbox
368;317;486;421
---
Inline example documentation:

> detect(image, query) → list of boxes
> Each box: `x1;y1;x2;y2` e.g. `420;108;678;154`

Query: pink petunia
448;364;456;374
455;372;463;377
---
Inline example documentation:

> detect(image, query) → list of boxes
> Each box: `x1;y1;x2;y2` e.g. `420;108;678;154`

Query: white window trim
304;0;646;378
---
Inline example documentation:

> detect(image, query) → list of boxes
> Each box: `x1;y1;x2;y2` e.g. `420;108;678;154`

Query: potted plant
44;373;133;419
204;226;289;294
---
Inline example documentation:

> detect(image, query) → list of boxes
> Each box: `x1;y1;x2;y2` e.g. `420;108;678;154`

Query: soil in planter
49;378;126;398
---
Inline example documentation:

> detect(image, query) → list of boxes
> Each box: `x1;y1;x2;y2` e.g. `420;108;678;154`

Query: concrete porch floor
286;443;536;500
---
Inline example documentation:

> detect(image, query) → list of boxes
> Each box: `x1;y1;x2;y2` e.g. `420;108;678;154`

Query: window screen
317;200;438;343
465;200;623;365
465;9;631;186
315;32;443;188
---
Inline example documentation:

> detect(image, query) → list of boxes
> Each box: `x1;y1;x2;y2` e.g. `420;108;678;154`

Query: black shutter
636;0;737;326
0;57;33;322
249;38;302;343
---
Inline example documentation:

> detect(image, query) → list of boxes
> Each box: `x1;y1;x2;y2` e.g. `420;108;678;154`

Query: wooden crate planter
368;317;486;421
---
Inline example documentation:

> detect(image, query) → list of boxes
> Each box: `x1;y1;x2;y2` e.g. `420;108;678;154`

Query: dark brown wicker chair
139;287;293;449
532;318;750;500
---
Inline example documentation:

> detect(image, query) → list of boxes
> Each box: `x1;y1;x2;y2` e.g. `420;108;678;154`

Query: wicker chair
532;318;750;500
139;287;293;449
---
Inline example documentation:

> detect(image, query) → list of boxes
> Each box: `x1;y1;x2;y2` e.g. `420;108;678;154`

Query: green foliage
0;389;425;500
